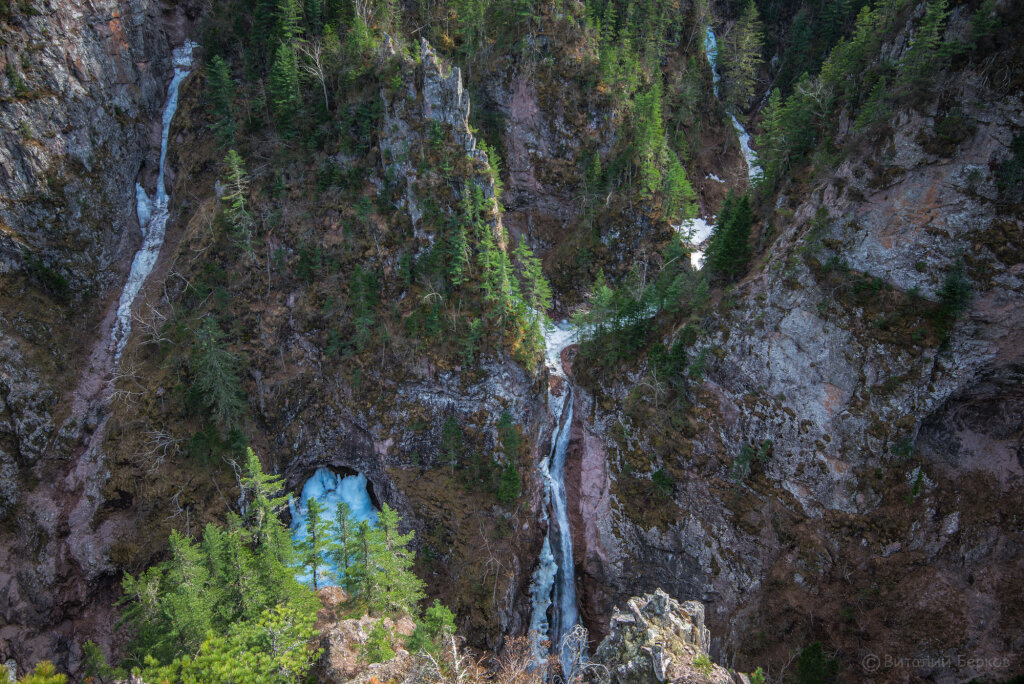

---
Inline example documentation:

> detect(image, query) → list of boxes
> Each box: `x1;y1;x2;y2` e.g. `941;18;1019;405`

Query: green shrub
362;620;396;664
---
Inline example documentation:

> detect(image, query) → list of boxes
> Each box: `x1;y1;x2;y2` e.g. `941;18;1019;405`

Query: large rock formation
593;590;738;684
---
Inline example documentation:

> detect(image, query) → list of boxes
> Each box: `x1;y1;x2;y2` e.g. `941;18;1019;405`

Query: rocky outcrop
594;590;737;684
316;587;418;684
379;37;497;238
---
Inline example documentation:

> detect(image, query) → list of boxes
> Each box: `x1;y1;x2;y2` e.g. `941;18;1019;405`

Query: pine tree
662;155;697;222
496;460;521;503
221;149;254;245
362;620;396;663
704;191;753;282
268;42;301;124
329;501;357;592
239;446;295;577
720;0;763;110
633;76;666;199
513;237;551;312
898;0;950;91
161;531;216;653
16;662;67;684
190;317;247;432
853;76;890;133
206;55;236;145
300;498;331;590
373;504;425;615
305;0;323;34
118;448;318;674
756;87;787;190
440;416;463;470
406;600;455;656
277;0;304;42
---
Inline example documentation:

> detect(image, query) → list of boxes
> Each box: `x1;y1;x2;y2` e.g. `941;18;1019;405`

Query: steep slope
559;1;1024;681
0;0;200;672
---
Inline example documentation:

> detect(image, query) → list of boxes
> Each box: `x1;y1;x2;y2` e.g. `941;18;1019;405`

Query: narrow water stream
703;27;763;183
110;40;197;358
529;320;581;671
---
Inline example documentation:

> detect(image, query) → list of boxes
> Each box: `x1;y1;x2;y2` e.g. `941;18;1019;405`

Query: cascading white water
703;28;764;183
529;320;581;671
111;40;197;358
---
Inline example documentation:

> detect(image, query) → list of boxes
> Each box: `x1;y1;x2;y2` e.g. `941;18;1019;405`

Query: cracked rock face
0;0;183;288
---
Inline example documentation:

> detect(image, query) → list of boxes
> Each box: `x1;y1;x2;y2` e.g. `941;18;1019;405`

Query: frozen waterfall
703;28;763;183
111;40;197;359
289;468;378;586
529;319;581;672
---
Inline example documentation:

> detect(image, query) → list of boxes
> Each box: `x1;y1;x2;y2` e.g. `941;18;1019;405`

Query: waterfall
529;320;581;672
703;28;764;183
110;40;197;359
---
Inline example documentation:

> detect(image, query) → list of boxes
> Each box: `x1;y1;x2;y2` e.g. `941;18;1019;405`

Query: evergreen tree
362;620;396;663
898;0;950;91
853;76;890;133
118;449;317;674
329;501;357;592
496;460;521;503
512;237;551;313
16;662;67;684
372;504;425;615
632;77;666;199
662;155;697;222
406;600;455;656
755;87;786;190
239;446;297;584
268;42;301;123
221;149;254;245
497;409;521;458
305;0;323;34
704;191;753;282
720;0;763;109
277;0;304;42
440;416;463;469
299;498;330;590
190;317;247;432
206;55;236;145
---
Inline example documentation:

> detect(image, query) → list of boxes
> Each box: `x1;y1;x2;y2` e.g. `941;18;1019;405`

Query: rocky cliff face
559;10;1024;682
0;0;199;672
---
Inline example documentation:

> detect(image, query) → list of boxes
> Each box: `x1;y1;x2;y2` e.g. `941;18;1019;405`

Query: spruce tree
720;0;763;109
221;150;254;245
190;317;247;432
277;0;304;42
373;504;425;615
496;460;521;503
329;501;357;592
704;191;753;282
206;55;236;145
662;155;697;222
268;42;301;124
898;0;950;91
300;498;331;590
